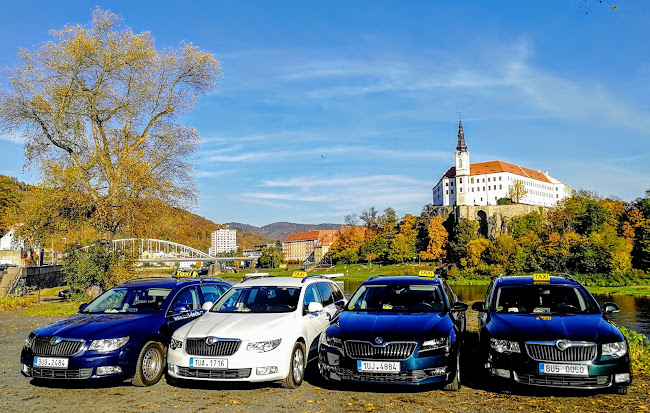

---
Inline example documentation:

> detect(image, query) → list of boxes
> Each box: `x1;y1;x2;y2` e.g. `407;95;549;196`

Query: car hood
178;312;296;341
488;313;622;342
334;311;451;340
32;313;158;340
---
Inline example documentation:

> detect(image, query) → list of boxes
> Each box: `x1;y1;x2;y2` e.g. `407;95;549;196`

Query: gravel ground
0;310;647;413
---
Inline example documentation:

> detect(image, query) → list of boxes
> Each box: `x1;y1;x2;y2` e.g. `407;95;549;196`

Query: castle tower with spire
454;119;470;205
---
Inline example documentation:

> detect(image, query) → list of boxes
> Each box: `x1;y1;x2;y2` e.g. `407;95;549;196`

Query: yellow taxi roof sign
292;271;308;278
418;270;436;279
532;273;550;283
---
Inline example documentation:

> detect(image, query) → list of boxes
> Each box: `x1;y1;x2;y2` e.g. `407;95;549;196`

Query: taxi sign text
418;270;436;279
292;271;308;278
532;273;550;283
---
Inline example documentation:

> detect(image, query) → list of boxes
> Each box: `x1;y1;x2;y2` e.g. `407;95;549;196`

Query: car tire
133;341;165;387
281;342;306;389
444;348;461;391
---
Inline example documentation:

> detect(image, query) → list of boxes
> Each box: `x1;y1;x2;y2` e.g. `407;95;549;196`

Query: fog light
22;364;30;374
615;373;630;383
96;366;122;376
256;366;278;375
428;367;446;376
491;368;510;378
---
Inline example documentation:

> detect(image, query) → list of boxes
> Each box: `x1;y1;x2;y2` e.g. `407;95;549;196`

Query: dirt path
0;310;647;413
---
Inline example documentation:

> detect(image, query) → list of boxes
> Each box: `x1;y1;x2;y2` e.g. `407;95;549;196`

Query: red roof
282;230;337;243
440;161;551;183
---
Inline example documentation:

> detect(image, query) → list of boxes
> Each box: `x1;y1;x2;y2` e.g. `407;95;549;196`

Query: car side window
302;284;322;313
199;285;221;304
316;282;334;306
484;281;494;308
169;286;200;313
442;281;457;304
331;283;344;302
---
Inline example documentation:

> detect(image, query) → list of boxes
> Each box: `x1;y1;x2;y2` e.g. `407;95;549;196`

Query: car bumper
20;346;138;380
167;341;292;382
318;346;456;386
487;350;631;390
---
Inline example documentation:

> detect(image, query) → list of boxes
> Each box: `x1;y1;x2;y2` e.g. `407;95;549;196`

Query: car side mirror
451;301;469;312
603;302;620;314
78;303;88;312
173;305;190;314
202;301;214;311
308;302;324;313
471;301;487;312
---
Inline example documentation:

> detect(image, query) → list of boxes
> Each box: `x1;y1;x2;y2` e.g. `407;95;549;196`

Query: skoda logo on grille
50;336;62;346
205;337;218;345
556;340;568;351
374;337;384;345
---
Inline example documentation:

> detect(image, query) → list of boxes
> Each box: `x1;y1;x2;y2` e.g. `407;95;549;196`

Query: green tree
0;8;221;241
258;246;284;269
388;233;416;263
63;243;135;294
509;211;543;239
448;220;479;262
358;236;388;265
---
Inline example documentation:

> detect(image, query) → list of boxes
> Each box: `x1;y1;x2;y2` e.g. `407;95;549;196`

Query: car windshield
212;286;300;313
82;287;172;314
346;284;446;312
493;284;600;315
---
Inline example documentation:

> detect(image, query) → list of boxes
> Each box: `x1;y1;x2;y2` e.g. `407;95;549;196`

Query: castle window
446;182;448;187
471;177;474;184
472;188;474;192
488;186;491;190
459;178;463;183
451;190;454;194
488;178;491;182
459;159;463;168
499;185;502;189
460;188;463;192
499;177;502;181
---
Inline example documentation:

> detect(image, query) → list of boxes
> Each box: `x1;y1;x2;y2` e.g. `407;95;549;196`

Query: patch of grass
587;285;650;297
619;326;650;376
0;295;40;312
22;302;80;317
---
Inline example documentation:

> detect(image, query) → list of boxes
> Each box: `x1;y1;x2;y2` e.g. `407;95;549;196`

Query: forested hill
227;222;342;241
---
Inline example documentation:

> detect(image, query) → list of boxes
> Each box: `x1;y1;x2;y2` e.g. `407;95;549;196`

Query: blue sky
1;1;648;227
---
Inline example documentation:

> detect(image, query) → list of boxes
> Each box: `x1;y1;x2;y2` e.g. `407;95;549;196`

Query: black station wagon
472;273;631;394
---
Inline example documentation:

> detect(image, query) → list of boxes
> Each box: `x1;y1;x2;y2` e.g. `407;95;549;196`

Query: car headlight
421;337;450;352
169;338;183;350
324;333;343;350
603;341;627;358
490;338;520;354
246;339;281;352
89;336;129;352
24;335;34;349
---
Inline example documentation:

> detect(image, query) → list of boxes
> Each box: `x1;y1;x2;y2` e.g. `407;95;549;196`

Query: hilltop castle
432;121;572;207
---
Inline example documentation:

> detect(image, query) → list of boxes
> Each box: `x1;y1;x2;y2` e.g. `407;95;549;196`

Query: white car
167;275;345;388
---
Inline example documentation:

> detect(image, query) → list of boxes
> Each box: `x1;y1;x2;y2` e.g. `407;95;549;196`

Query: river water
340;281;650;339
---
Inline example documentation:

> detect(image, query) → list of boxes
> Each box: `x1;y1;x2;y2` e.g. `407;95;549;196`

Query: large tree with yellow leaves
0;8;220;241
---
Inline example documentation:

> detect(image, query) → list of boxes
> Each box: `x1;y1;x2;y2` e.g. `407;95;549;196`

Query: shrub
619;326;650;376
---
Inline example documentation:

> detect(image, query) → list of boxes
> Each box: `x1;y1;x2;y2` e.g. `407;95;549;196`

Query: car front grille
525;342;597;362
32;337;84;356
330;367;444;383
176;367;251;379
185;338;241;356
344;341;417;360
28;366;93;379
515;372;610;388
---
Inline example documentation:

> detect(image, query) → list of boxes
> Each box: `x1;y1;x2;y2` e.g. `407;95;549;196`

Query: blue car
472;273;631;394
318;273;468;390
21;276;231;386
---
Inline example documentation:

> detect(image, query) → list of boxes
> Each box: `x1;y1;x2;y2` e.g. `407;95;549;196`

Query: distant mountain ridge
226;221;342;241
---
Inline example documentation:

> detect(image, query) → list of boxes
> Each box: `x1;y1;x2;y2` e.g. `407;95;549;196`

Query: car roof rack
121;276;172;284
554;272;578;283
239;273;269;283
300;274;332;283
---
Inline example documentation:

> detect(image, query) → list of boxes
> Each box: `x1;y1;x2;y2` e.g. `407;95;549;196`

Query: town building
432;120;572;207
209;227;237;256
282;230;338;264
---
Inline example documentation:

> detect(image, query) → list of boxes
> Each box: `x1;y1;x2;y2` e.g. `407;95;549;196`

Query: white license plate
539;363;588;376
33;357;68;369
357;360;400;373
189;357;228;369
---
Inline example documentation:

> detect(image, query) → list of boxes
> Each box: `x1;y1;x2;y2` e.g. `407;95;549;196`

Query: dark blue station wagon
21;276;231;386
